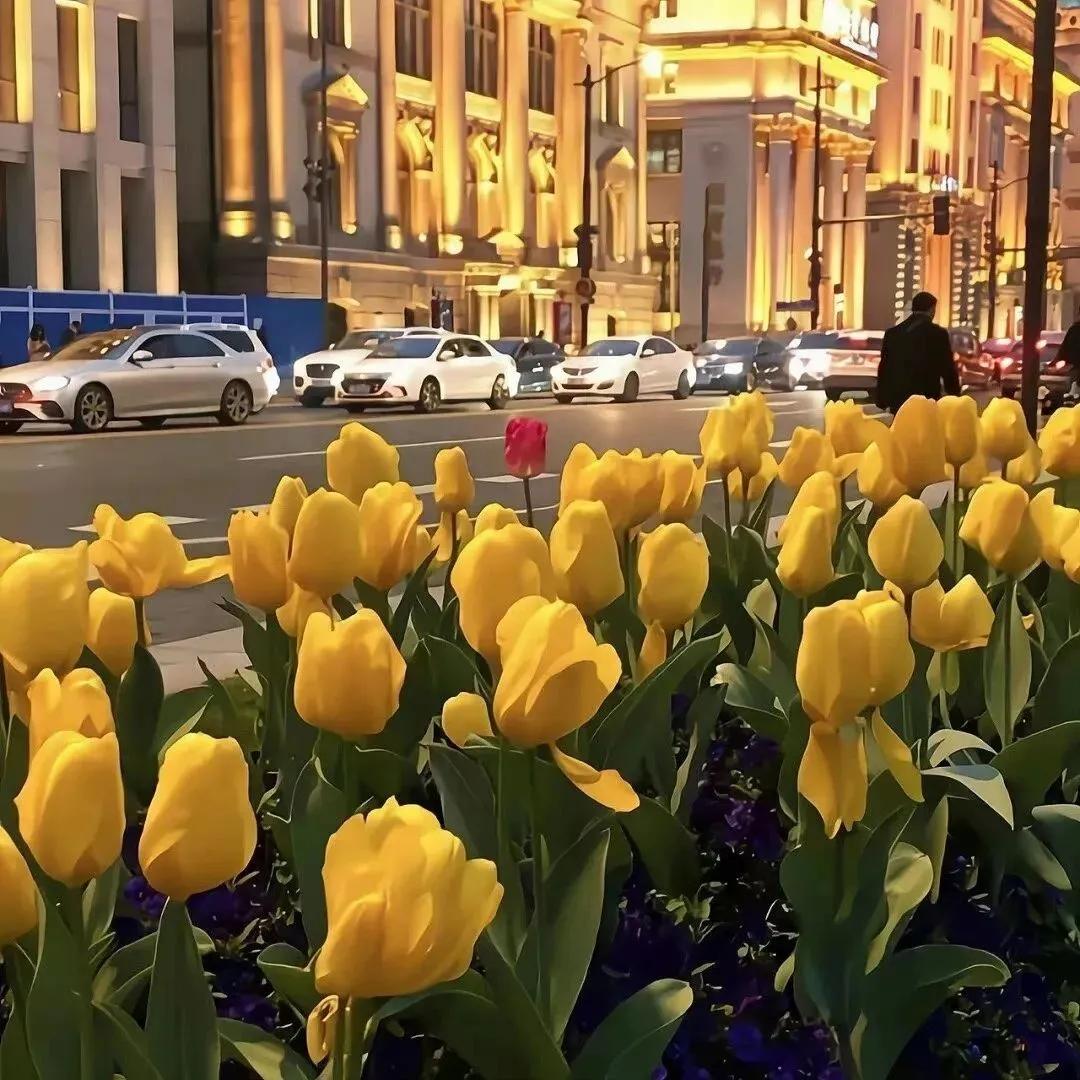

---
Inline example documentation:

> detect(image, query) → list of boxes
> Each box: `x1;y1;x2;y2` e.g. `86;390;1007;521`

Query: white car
0;324;276;435
292;326;448;406
550;335;695;403
335;333;519;414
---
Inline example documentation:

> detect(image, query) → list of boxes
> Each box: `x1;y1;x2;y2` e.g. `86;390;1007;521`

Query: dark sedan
489;338;564;396
693;337;790;393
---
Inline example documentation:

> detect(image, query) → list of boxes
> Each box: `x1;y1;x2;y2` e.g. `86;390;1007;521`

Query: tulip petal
797;722;868;839
550;744;640;812
637;621;668;682
870;710;924;804
441;692;494;748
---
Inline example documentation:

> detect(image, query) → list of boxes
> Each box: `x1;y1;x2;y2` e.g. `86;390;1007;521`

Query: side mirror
437;350;454;362
641;348;656;358
130;349;153;365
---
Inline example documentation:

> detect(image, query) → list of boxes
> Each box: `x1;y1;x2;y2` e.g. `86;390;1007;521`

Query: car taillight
1001;357;1015;369
257;358;274;373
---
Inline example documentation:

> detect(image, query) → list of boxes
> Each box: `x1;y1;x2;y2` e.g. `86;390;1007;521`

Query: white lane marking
239;434;504;462
684;399;804;413
770;439;792;449
70;515;203;533
480;473;557;483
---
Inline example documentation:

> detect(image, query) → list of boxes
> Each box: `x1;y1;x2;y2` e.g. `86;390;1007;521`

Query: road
0;390;880;644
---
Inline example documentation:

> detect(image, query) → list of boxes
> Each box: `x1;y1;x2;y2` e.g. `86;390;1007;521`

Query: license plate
349;384;372;396
0;401;11;415
722;362;744;375
566;378;586;387
311;378;331;387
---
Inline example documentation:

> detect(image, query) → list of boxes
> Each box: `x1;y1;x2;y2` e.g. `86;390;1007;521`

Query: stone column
502;4;530;241
843;154;868;329
146;0;179;292
790;134;814;320
377;0;401;247
264;0;292;239
437;0;466;251
92;3;121;290
769;134;794;328
557;26;587;257
751;136;771;329
219;0;255;237
822;151;845;328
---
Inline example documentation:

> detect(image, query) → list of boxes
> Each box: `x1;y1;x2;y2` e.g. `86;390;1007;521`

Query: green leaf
713;663;786;742
218;1019;315;1080
865;843;933;972
289;757;349;949
93;1002;164;1080
1032;630;1080;730
672;687;723;824
347;746;416;803
91;928;213;1012
856;945;1009;1080
570;979;693;1080
145;901;219;1080
992;721;1080;821
1032;804;1080;891
82;861;122;953
984;582;1032;747
926;729;995;767
425;635;487;698
1014;827;1071;889
256;943;319;1020
390;550;437;645
622;797;700;898
922;765;1014;828
116;644;165;806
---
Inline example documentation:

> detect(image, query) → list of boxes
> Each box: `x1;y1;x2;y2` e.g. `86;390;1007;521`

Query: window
205;329;256;352
323;0;346;45
140;334;200;360
948;35;954;69
646;129;682;174
968;99;976;134
851;86;861;114
465;0;497;97
462;339;490;356
657;0;678;13
931;89;941;125
395;0;432;79
799;65;808;96
946;95;952;129
603;65;622;126
117;17;139;142
908;138;919;173
0;0;14;122
913;13;922;49
527;20;555;114
800;0;809;18
57;3;81;132
912;76;921;114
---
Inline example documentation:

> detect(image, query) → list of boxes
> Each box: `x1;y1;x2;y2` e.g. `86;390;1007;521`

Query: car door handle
212;362;222;368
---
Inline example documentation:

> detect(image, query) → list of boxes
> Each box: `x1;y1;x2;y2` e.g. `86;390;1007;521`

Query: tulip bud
956;445;990;491
228;511;291;612
824;400;882;456
857;437;907;509
475;503;519;533
295;611;406;739
87;588;139;677
504;417;548;479
559;443;597;514
728;452;778;505
306;998;340;1066
658;451;706;523
777;506;835;598
911;577;994;652
959;479;1041;576
550;500;624;616
0;544;89;679
797;601;873;725
637;524;709;632
778;470;840;545
730;390;775;445
699;406;745;477
316;799;503;999
854;591;915;705
288;489;361;598
1030;488;1080;571
890;397;947;493
867;495;944;594
16;731;124;887
441;692;493;747
269;476;309;540
798;720;868;839
579;449;663;532
0;825;37;946
138;734;257;900
1039;405;1080;479
27;668;114;760
0;537;30;577
326;422;400;505
434;446;475;513
432;510;473;565
638;621;668;682
356;482;432;590
1004;437;1042;487
979;397;1030;465
778;428;835;491
451;524;555;661
276;583;331;644
938;395;980;467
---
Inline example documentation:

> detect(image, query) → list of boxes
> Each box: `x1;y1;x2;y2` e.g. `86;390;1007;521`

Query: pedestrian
60;320;82;347
27;323;49;362
875;291;960;412
785;316;799;333
1058;310;1080;396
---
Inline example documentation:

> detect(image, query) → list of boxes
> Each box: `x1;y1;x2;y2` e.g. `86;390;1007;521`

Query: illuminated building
644;0;885;339
0;0;178;292
1055;0;1080;326
174;0;656;339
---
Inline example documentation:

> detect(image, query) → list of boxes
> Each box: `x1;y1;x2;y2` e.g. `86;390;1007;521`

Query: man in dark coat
875;291;960;412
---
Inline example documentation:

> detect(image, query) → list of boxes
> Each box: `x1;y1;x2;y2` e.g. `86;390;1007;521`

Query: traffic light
932;194;951;236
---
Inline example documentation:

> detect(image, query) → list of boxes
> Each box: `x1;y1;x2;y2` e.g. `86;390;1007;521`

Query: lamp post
808;59;841;332
986;165;1028;340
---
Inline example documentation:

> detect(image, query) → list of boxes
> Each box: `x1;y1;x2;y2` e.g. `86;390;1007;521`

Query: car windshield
835;335;882;352
47;329;140;362
583;339;639;357
695;339;758;357
490;339;523;355
337;330;402;351
371;337;441;360
983;338;1016;356
790;333;838;349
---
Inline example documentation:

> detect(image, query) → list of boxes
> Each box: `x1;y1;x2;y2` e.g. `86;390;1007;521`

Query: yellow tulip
441;692;493;747
26;668;113;760
316;798;502;999
475;503;519;533
637;524;709;632
728;452;779;504
779;428;835;490
578;449;664;532
824;399;885;456
979;397;1030;465
795;601;871;725
432;510;473;566
658;451;706;523
1004;437;1042;486
699;406;748;477
777;470;840;545
799;721;868;838
16;730;124;887
356;482;432;590
294;611;406;740
1061;529;1080;584
1039;405;1080;479
288;489;361;598
730;389;775;445
0;544;89;679
550;500;624;616
325;422;400;505
867;495;944;593
956;445;990;491
276;583;331;644
910;577;995;652
433;446;475;513
268;476;309;540
87;588;140;676
638;621;668;681
138;734;257;900
0;537;30;577
306;998;340;1067
938;395;980;467
559;443;597;514
0;825;37;946
854;591;915;706
890;396;947;493
857;437;907;509
959;479;1041;576
1031;488;1080;571
777;505;835;598
228;511;291;612
451;524;554;661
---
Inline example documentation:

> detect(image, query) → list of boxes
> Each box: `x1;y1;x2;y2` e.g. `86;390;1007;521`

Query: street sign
776;299;816;313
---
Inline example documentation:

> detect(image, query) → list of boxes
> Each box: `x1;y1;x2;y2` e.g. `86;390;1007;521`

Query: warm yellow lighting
498;273;522;292
439;233;464;256
221;210;257;238
642;49;664;80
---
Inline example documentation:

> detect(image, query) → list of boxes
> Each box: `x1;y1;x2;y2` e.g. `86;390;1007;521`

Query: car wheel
71;384;114;434
0;420;23;435
616;373;640;403
218;380;254;426
672;371;692;400
344;404;367;414
487;375;510;410
139;418;167;430
554;394;574;405
825;388;842;402
416;377;441;414
299;395;324;408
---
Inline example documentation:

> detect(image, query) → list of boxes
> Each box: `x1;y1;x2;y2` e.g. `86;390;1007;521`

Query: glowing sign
821;0;880;59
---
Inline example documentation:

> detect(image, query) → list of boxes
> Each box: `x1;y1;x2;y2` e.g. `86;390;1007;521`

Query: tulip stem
134;598;148;648
60;889;96;1080
740;474;750;525
722;481;732;534
951;472;963;574
528;751;547;1027
522;476;535;528
0;658;8;733
343;998;378;1078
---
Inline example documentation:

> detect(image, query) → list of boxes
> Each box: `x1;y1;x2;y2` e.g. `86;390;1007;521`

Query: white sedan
550;335;695;403
334;333;519;413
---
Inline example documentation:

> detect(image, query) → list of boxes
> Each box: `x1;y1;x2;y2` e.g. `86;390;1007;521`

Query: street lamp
808;58;843;332
985;163;1027;340
574;50;662;351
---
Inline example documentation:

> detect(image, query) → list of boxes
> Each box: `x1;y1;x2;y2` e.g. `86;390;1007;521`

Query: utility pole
576;63;595;352
319;0;331;344
1021;0;1057;432
809;58;824;331
987;160;1000;340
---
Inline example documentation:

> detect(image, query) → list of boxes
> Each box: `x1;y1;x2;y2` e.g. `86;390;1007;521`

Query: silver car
0;325;278;434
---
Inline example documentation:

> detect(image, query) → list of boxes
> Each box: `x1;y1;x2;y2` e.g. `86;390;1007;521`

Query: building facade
1055;0;1080;325
175;0;656;340
0;0;177;293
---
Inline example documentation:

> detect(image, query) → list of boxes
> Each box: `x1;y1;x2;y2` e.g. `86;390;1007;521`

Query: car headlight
33;375;70;393
722;361;745;375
